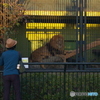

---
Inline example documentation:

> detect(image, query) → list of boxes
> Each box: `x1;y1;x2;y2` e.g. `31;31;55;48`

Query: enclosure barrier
0;62;100;100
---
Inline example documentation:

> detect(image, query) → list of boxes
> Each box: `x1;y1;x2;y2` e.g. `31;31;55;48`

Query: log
64;39;100;59
29;39;100;69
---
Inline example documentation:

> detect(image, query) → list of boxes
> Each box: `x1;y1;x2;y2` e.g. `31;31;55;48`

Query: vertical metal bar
33;72;35;99
30;73;32;100
80;0;87;69
0;73;3;100
67;71;70;99
47;72;48;99
93;72;94;92
26;73;28;99
60;72;62;99
80;72;82;93
55;72;57;99
79;0;84;63
63;64;66;100
43;72;45;98
97;72;99;100
51;72;54;99
83;0;87;61
76;0;85;70
83;0;87;69
85;72;86;100
20;74;23;100
76;0;79;63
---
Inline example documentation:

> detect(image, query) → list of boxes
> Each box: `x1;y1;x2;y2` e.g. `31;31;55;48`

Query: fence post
64;64;67;100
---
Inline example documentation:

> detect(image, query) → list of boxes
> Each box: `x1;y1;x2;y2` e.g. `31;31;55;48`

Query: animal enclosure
0;0;100;100
8;0;100;66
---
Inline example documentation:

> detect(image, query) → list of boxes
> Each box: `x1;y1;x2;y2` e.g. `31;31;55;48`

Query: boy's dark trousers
3;75;21;100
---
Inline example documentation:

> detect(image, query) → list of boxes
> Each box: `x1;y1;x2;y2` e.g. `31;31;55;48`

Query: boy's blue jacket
0;50;21;76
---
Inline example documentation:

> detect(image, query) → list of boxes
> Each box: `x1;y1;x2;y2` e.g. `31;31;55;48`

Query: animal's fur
29;34;66;68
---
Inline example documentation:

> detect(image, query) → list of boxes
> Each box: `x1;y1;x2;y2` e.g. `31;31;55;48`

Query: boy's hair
7;45;16;50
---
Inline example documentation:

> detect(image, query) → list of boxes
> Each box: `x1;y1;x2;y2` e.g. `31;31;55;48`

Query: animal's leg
40;65;46;69
56;54;66;62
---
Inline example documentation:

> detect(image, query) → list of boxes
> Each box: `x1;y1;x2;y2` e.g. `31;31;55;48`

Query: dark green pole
64;64;66;100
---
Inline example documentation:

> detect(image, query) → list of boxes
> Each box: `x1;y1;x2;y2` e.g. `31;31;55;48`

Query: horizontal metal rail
23;62;100;65
0;62;100;73
26;16;100;24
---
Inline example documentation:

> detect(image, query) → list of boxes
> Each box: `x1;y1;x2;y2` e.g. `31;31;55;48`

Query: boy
0;38;21;100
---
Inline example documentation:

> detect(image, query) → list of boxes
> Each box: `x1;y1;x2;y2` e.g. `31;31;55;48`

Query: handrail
0;62;100;73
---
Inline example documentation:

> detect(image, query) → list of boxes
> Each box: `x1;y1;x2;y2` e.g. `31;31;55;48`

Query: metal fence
11;0;100;62
0;0;100;100
0;62;100;100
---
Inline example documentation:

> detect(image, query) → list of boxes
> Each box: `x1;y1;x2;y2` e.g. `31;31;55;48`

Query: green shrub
20;72;100;100
0;72;100;100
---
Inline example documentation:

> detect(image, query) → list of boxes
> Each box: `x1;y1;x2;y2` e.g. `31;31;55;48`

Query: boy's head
6;38;17;49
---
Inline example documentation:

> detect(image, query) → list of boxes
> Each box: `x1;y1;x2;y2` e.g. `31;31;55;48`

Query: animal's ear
50;35;63;44
50;34;63;41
